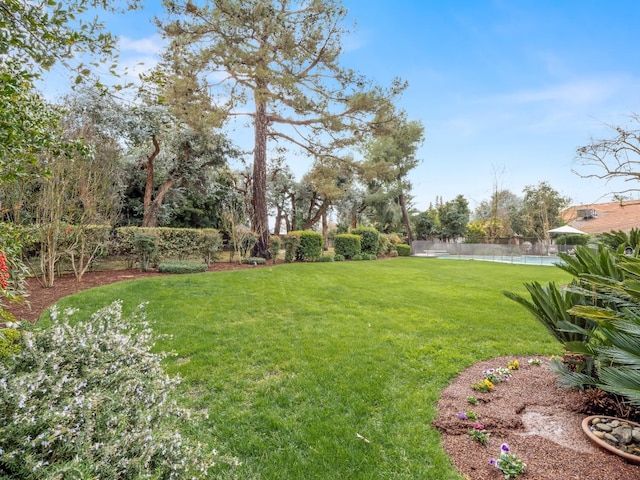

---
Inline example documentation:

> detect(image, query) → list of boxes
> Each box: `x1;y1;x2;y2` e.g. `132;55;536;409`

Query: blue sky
42;0;640;212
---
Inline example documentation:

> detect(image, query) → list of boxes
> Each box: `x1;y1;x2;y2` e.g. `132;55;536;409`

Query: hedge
285;231;323;261
350;227;380;255
334;234;361;259
396;244;411;256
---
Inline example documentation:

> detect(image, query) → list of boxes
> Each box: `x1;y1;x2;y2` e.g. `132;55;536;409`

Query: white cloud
118;34;166;55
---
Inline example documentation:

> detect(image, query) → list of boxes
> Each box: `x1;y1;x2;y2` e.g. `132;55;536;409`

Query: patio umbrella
548;225;588;235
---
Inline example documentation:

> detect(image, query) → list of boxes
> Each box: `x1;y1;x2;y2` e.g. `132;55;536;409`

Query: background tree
575;114;640;196
473;189;523;240
412;205;440;240
160;0;405;258
361;110;424;244
1;0;141;183
437;195;470;242
267;159;297;235
521;181;570;243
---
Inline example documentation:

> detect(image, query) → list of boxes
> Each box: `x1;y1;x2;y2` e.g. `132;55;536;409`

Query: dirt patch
433;356;640;479
4;261;270;322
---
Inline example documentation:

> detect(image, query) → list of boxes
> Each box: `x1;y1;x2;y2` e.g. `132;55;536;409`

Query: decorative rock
604;433;619;444
595;423;613;432
612;426;633;445
583;416;640;465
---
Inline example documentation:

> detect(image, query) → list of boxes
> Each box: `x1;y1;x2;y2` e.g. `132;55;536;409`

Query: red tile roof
561;201;640;234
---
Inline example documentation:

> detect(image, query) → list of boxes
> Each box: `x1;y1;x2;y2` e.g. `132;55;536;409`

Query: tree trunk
274;207;283;235
322;210;328;251
398;191;413;245
303;198;330;230
142;135;160;227
144;178;175;228
251;94;271;258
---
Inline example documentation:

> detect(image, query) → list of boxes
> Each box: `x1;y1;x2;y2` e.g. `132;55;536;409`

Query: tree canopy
159;0;405;257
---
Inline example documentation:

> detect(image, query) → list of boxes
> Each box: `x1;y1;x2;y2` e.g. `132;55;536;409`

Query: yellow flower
508;359;519;370
483;379;494;389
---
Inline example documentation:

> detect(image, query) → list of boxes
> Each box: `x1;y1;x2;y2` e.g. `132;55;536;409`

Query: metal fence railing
410;240;581;264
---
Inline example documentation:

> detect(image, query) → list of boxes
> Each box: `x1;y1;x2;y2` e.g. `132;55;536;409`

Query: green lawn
51;257;571;479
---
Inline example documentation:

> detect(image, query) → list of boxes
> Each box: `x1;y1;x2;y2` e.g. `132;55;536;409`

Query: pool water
435;254;563;266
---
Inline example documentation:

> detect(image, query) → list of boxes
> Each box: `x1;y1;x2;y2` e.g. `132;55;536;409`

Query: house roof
561;201;640;234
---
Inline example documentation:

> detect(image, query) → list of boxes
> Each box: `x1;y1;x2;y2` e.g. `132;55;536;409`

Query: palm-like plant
507;245;640;406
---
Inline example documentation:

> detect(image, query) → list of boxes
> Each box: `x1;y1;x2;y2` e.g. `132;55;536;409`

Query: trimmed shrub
0;302;234;479
316;255;334;262
334;254;345;262
350;227;380;255
396;244;411;256
269;236;281;263
389;249;399;258
283;234;300;263
133;233;158;271
334;234;361;259
114;227;222;266
242;257;267;265
200;230;223;265
286;231;323;261
158;260;208;274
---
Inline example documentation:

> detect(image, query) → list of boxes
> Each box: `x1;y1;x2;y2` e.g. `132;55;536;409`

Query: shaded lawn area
51;258;571;479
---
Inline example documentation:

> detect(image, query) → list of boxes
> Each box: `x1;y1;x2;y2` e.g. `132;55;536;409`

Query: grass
50;257;571;479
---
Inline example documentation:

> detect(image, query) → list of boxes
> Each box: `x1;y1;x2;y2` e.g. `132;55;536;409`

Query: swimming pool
427;254;563;266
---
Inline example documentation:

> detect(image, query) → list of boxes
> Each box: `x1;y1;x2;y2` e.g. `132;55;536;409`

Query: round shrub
316;255;334;262
334;254;345;262
350;227;380;255
269;235;281;262
0;302;234;479
283;234;301;263
396;244;411;256
242;256;267;265
334;234;361;259
158;260;208;274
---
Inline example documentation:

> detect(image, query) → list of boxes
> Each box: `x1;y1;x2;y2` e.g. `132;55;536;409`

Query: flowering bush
0;301;239;479
490;443;526;479
468;423;490;445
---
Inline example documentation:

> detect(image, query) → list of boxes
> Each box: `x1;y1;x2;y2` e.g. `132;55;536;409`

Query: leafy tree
1;0;141;183
159;0;405;258
267;159;297;235
438;195;470;241
521;181;570;242
474;189;523;239
412;205;440;240
465;221;488;243
362;110;424;243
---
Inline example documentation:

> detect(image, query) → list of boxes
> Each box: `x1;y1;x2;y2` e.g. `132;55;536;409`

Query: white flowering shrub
0;301;236;479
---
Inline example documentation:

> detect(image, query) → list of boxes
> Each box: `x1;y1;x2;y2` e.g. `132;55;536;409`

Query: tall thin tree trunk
398;191;413;245
142;135;160;227
251;94;271;258
322;210;328;251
